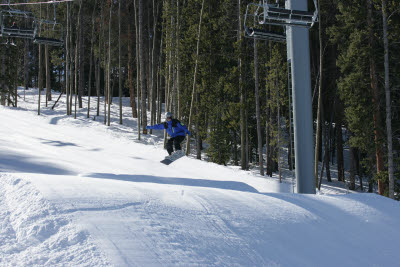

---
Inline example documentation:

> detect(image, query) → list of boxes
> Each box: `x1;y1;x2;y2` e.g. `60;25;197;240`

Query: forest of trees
0;0;399;199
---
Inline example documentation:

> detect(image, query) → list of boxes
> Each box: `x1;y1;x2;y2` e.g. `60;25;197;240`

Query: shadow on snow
84;173;259;194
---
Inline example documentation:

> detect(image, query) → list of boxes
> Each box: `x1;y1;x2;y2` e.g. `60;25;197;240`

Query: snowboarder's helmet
165;112;172;119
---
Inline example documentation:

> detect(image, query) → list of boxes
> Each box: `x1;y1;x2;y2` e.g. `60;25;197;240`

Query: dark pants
166;135;185;155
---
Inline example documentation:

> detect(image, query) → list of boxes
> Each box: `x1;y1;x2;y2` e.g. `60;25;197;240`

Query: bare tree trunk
238;0;247;170
102;3;107;125
196;92;202;160
325;120;332;182
78;4;84;109
88;0;98;118
119;0;123;125
38;44;43;115
254;38;264;176
128;17;137;118
349;146;356;190
74;0;83;119
146;1;152;113
0;50;6;106
13;66;17;107
151;0;160;128
367;0;385;195
97;4;103;117
157;21;164;123
134;0;141;140
69;6;74;115
24;40;29;94
37;5;43;114
336;100;345;182
65;2;70;115
24;1;29;97
45;45;51;106
266;87;272;176
107;1;112;126
185;0;205;156
96;58;100;116
315;0;324;186
74;36;79;119
175;0;180;119
139;0;148;132
382;0;394;199
45;8;51;104
277;75;281;181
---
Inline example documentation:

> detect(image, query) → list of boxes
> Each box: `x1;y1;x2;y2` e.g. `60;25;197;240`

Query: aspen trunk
238;0;247;170
38;44;43;115
45;44;51;106
87;0;98;118
367;0;385;195
107;2;112;127
151;0;160;128
74;0;83;119
24;39;29;97
277;76;281;181
139;0;148;132
186;0;205;156
266;87;272;176
119;0;123;125
349;146;356;191
96;58;100;116
65;2;70;115
102;3;107;125
69;6;74;115
78;5;84;109
175;0;180;119
157;22;164;123
315;0;324;186
128;19;137;118
382;0;394;199
134;0;141;140
0;50;5;106
254;37;264;176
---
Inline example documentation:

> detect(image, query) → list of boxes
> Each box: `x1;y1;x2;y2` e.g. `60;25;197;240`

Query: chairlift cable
0;0;74;6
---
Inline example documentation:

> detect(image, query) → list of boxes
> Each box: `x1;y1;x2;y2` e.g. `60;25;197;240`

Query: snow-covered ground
0;88;399;266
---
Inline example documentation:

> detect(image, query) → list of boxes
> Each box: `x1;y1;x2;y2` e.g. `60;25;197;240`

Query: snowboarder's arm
146;123;165;130
177;122;191;136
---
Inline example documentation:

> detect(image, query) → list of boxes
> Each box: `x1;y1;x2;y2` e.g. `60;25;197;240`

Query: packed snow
0;88;399;266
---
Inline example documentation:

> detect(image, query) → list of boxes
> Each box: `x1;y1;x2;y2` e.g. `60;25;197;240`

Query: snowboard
160;150;185;165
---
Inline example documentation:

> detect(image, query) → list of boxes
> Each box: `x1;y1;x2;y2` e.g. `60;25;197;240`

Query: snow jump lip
82;173;259;194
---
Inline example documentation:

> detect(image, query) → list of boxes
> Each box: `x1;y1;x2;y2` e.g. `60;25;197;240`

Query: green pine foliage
265;43;288;163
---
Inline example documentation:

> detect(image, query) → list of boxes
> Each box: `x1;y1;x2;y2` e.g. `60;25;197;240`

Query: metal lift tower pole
286;0;315;193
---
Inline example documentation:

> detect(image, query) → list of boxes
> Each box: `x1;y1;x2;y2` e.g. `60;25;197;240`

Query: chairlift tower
244;0;317;194
285;0;315;194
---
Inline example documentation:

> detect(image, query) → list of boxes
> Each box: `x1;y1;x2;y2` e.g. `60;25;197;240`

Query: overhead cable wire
0;0;74;6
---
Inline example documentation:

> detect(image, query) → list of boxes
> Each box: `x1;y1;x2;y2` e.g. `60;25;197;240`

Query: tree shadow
49;115;68;125
0;151;76;175
84;173;259;193
39;138;80;147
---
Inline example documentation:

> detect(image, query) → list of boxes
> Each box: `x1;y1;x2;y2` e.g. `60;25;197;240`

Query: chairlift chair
34;19;63;47
0;10;37;39
244;2;286;42
258;0;319;28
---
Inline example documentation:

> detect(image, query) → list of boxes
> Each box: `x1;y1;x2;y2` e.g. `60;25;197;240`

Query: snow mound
0;174;110;267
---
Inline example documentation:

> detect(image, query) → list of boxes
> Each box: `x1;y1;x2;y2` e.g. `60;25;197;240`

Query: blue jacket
147;119;190;138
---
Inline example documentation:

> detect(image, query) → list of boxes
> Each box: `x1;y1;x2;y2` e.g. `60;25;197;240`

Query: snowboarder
146;112;191;156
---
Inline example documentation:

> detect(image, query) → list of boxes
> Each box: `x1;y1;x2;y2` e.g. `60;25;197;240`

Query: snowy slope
0;89;399;266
